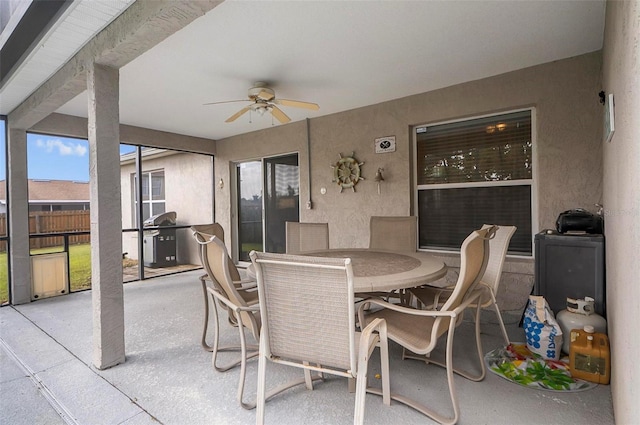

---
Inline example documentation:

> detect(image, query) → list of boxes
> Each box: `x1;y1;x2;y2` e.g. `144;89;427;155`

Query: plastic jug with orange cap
569;325;610;384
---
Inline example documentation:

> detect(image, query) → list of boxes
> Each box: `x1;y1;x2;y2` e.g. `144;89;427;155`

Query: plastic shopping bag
523;295;563;360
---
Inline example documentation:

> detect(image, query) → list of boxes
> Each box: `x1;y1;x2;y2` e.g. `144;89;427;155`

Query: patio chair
357;226;494;425
361;216;418;303
410;224;516;346
192;232;262;409
369;216;417;252
250;251;391;425
191;224;257;351
285;221;329;254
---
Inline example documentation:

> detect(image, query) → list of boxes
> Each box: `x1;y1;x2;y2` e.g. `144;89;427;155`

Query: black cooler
534;230;605;317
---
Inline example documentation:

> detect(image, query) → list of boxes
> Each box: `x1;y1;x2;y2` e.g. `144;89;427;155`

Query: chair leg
303;362;314;390
435;305;486;382
379;331;390;406
442;318;460;425
488;291;510;346
354;362;368;425
237;322;254;410
393;309;485;424
210;295;259;374
236;318;291;411
373;319;461;425
210;295;229;371
470;303;487;382
200;275;213;351
206;300;259;410
256;334;267;425
246;337;325;412
355;326;390;424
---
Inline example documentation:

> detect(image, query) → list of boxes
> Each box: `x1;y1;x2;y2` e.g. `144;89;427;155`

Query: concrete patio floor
0;270;614;425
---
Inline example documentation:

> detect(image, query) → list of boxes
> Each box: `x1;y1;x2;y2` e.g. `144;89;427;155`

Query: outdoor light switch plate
603;93;615;143
375;136;396;153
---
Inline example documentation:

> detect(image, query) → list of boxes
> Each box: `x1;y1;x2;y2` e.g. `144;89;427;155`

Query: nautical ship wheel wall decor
331;152;364;192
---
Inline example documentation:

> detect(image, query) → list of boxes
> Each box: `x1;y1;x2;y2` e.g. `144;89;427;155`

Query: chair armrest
358;291;483;323
358;317;387;365
360;317;387;344
206;286;260;313
450;289;484;315
233;278;257;290
410;286;454;309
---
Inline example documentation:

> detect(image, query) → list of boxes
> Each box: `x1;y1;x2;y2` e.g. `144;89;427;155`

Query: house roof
0;179;89;202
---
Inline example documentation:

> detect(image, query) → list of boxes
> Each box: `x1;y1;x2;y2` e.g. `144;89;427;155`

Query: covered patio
1;1;638;424
1;269;614;425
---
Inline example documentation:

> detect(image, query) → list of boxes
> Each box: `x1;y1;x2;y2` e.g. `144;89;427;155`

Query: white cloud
36;138;87;157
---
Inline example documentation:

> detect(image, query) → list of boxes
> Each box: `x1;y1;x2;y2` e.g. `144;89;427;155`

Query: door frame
231;151;300;265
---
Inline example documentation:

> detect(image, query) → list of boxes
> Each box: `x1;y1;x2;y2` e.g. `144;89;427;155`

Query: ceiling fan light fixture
207;82;317;124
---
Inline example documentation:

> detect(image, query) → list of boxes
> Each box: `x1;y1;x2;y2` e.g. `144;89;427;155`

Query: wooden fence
0;210;91;252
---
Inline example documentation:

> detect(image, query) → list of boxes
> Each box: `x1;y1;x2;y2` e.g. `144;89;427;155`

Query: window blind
418;185;532;253
417;110;532;185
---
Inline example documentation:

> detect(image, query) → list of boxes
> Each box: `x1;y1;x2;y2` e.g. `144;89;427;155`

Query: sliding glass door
237;161;263;261
236;154;299;261
264;155;299;253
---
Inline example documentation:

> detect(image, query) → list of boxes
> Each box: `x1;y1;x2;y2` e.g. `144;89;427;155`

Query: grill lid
143;211;176;227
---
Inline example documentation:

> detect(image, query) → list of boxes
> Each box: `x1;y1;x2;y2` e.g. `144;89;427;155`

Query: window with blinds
415;110;533;254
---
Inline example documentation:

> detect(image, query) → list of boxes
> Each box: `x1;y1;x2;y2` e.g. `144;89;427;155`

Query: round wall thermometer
331;152;364;192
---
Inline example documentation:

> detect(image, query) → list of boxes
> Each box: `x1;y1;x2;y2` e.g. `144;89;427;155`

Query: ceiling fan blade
203;99;248;106
270;106;291;124
274;99;319;110
257;89;275;101
225;106;251;122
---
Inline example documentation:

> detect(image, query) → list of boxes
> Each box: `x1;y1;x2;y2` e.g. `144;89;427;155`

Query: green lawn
0;243;93;304
242;242;263;253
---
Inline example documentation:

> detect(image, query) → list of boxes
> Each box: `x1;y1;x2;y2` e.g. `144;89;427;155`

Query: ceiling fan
204;82;319;124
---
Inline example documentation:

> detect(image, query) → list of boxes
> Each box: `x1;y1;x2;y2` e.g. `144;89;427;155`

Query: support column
7;127;31;304
87;63;124;369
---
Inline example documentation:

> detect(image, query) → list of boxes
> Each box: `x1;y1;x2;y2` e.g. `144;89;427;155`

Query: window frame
413;107;538;257
133;169;166;226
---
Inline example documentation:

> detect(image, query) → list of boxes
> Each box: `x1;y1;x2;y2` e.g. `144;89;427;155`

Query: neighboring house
119;148;214;265
0;152;213;266
0;179;89;214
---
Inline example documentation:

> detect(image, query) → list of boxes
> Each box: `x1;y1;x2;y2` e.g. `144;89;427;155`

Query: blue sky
0;121;136;182
27;134;90;181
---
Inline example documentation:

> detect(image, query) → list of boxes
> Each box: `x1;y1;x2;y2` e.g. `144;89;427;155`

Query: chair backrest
435;226;495;336
193;232;260;337
369;216;417;252
479;224;517;302
191;223;241;282
285;222;329;254
250;251;357;375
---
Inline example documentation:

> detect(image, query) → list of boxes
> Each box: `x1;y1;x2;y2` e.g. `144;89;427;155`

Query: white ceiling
16;1;608;141
0;0;135;115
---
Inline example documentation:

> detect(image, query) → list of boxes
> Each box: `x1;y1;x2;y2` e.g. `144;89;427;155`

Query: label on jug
574;353;606;375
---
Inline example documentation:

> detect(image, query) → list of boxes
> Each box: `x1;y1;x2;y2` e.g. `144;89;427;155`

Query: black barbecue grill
143;211;177;268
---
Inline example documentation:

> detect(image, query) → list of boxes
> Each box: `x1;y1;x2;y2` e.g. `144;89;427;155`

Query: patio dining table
247;249;447;293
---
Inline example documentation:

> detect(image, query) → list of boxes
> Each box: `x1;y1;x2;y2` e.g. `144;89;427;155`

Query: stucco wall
215;52;603;319
601;1;640;422
121;151;214;265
